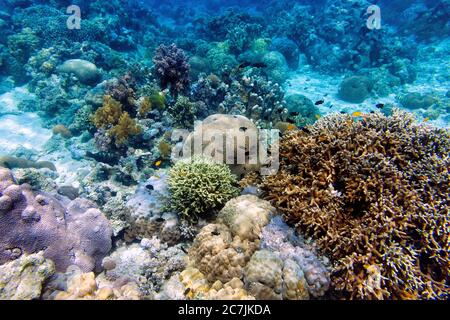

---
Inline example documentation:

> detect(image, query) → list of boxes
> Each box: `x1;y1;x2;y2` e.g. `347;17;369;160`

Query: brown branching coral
92;95;123;129
92;96;141;147
260;109;450;300
109;112;141;146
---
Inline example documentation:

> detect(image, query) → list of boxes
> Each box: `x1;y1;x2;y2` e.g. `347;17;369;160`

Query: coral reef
0;168;112;272
260;110;450;299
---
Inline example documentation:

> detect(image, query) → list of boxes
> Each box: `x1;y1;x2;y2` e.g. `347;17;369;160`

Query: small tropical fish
300;127;311;134
286;118;296;124
352;111;363;117
238;61;252;69
376;103;385;109
423;117;430;122
315;114;321;120
251;62;268;68
287;124;297;131
155;160;162;167
315;100;325;105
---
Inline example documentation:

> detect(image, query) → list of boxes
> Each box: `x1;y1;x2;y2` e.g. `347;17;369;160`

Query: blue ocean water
0;0;448;301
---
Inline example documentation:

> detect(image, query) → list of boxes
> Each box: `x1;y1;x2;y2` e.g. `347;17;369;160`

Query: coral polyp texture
0;168;112;273
166;155;240;220
260;110;450;299
185;195;330;300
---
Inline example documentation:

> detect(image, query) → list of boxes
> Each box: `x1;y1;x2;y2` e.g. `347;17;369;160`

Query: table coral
260;109;450;299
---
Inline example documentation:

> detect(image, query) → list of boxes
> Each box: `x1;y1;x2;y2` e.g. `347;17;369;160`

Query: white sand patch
0;86;35;115
0;113;52;155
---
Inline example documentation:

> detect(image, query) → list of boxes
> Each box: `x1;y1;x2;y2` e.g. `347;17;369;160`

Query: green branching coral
167;156;240;221
168;95;200;129
7;27;40;63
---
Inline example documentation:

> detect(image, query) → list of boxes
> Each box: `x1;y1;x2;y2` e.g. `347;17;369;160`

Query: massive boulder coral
182;114;264;177
48;269;141;300
338;75;373;103
186;195;330;300
0;168;112;272
260;109;450;299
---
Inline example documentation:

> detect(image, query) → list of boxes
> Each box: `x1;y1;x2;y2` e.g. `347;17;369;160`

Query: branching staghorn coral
259;109;450;299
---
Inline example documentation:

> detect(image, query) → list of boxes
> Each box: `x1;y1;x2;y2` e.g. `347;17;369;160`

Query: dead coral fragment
261;109;450;299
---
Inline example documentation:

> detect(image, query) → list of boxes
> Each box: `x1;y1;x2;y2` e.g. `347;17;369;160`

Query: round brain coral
167;156;240;220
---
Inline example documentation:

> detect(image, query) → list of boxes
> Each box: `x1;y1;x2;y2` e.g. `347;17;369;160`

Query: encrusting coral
259;109;450;299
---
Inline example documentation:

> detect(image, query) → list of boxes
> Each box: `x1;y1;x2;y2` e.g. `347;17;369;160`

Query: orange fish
352;111;363;117
423;117;430;123
155;160;162;167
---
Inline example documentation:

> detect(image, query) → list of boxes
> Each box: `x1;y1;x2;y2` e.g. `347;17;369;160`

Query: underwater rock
338;75;373;103
57;59;101;85
0;168;112;272
0;155;56;171
400;92;437;110
57;185;79;200
0;251;55;300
